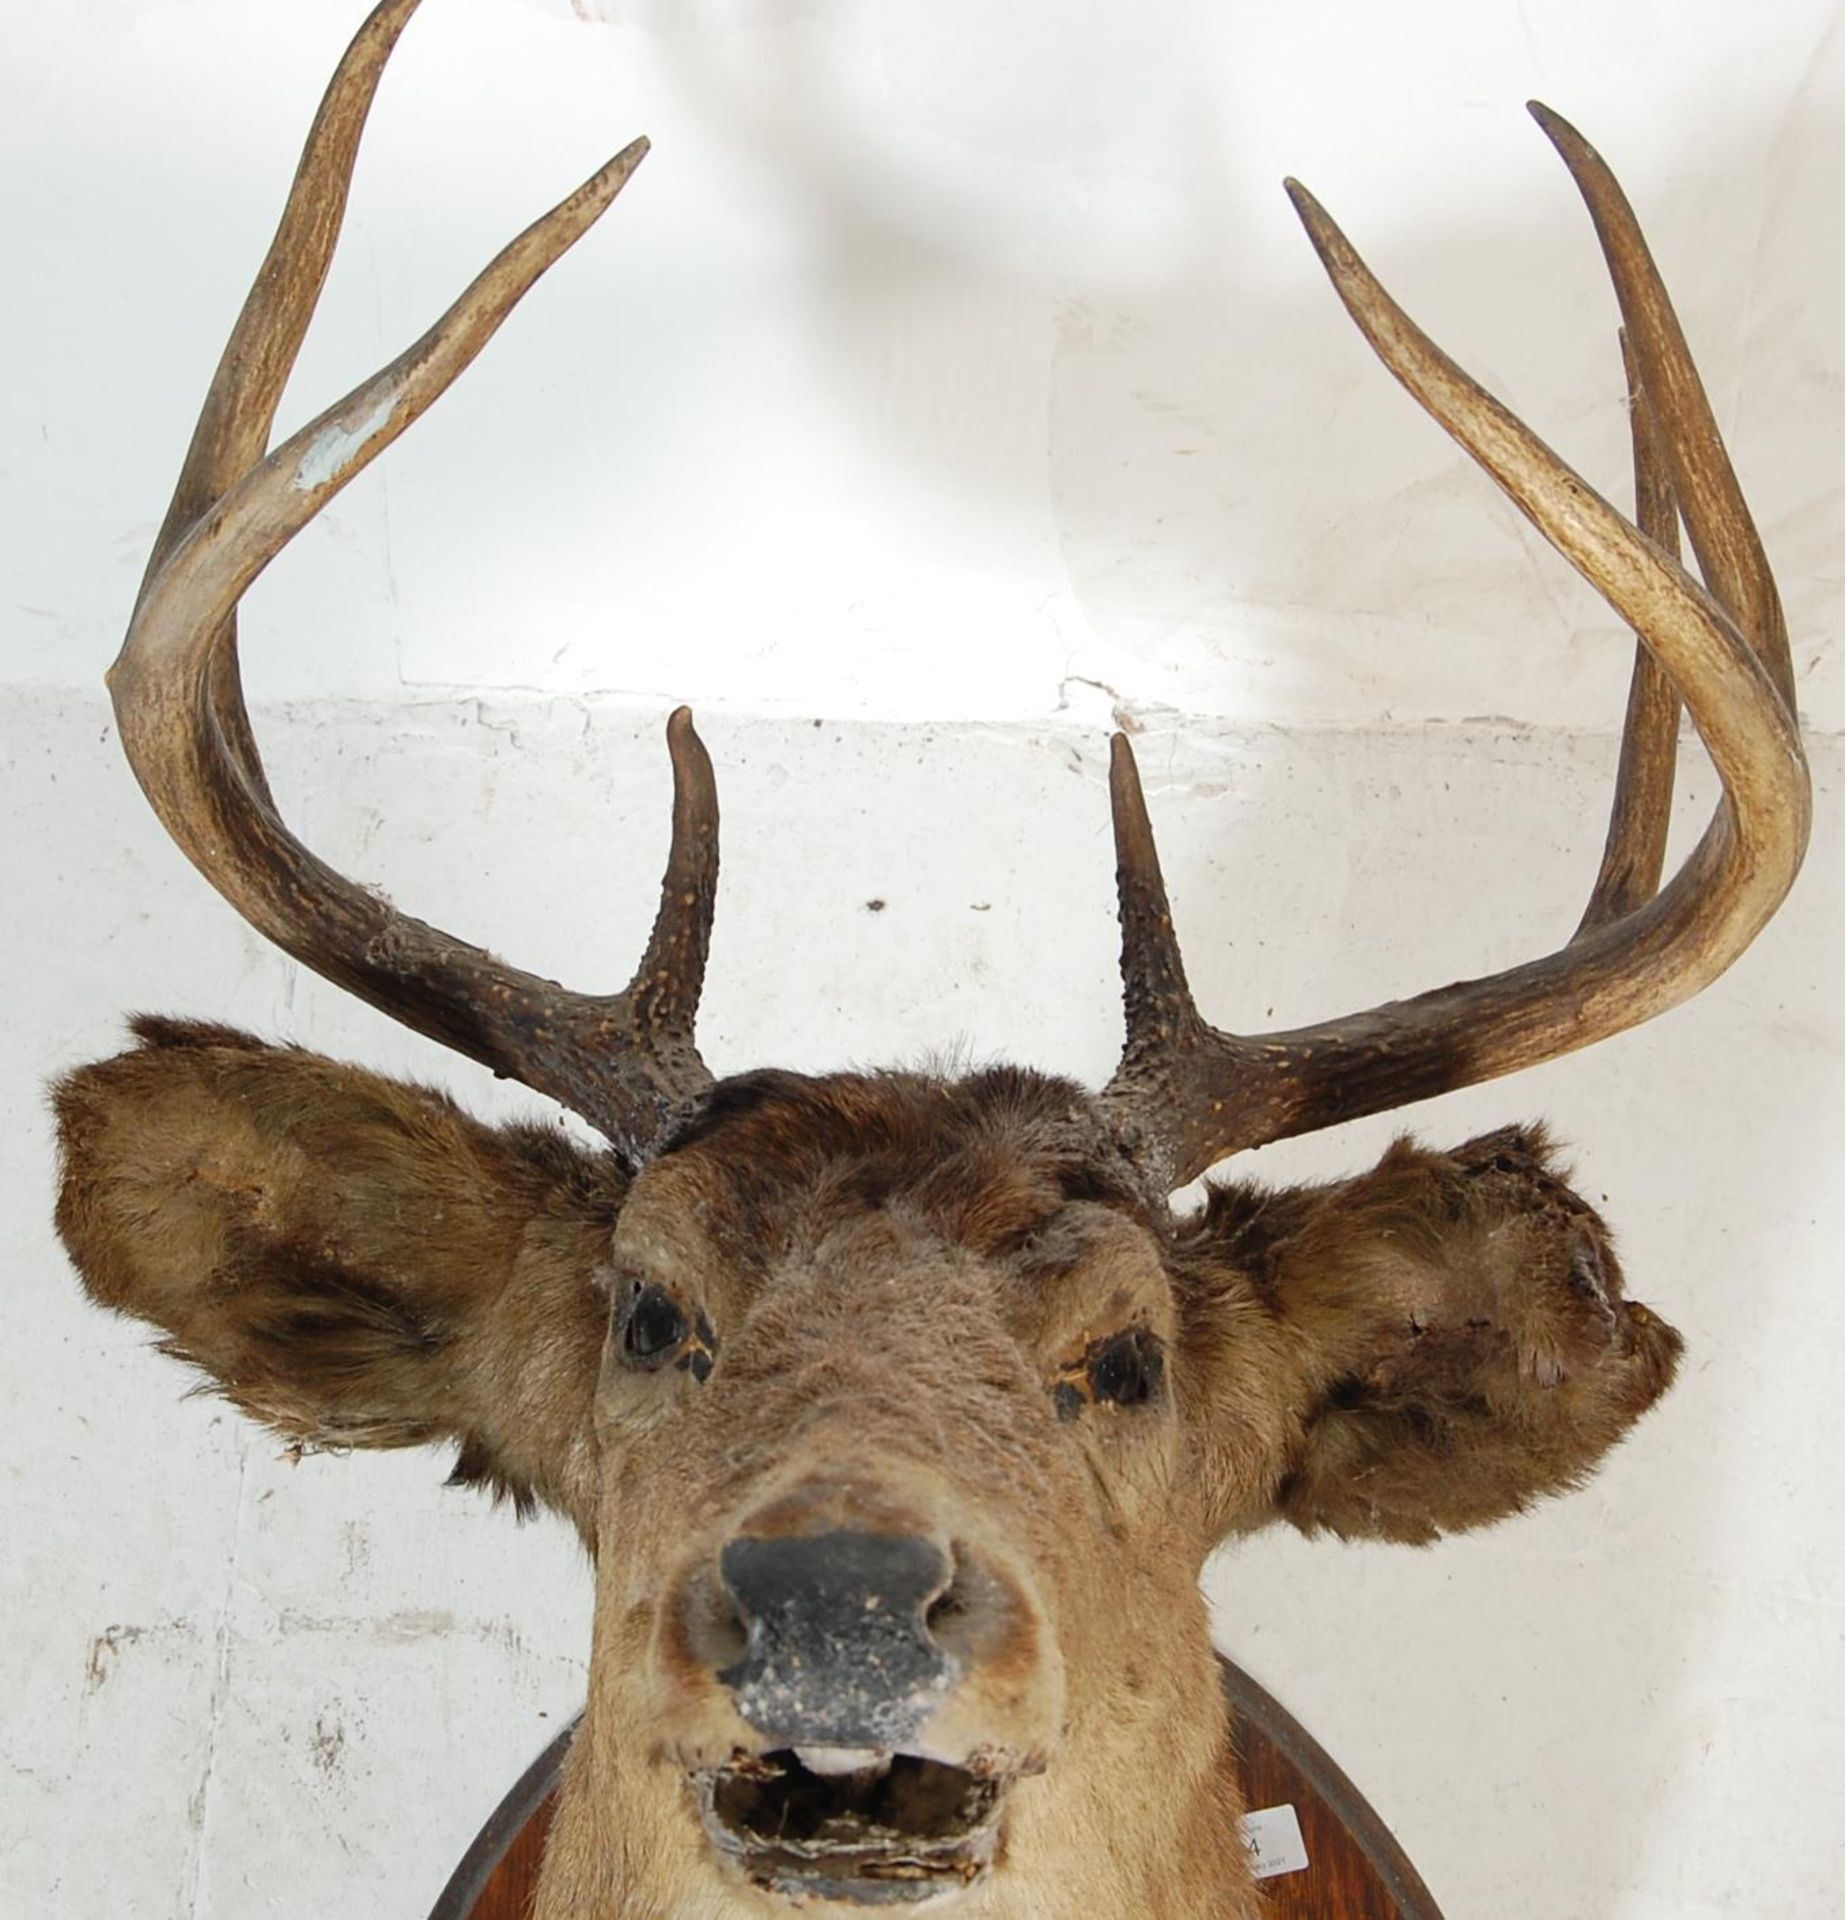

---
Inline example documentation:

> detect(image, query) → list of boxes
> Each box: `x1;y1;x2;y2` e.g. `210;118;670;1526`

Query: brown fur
54;1018;620;1531
54;1023;1681;1917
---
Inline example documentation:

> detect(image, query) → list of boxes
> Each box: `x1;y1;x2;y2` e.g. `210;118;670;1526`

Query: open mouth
699;1746;1006;1905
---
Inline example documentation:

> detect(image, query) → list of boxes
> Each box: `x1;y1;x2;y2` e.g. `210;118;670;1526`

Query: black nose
717;1530;957;1748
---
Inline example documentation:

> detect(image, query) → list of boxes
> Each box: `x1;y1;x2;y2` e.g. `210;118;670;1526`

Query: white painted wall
3;3;1840;1916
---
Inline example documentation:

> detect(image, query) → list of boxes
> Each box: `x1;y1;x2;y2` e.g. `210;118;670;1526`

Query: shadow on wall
594;0;1844;724
17;1;1840;721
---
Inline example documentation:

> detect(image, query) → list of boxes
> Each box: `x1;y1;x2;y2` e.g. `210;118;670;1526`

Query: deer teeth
792;1746;891;1779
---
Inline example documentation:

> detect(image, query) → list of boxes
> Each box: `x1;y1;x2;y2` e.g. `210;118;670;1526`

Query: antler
109;0;717;1164
1103;106;1810;1189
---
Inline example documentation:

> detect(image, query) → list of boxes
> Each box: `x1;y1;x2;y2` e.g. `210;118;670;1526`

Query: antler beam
1104;106;1809;1189
110;0;716;1163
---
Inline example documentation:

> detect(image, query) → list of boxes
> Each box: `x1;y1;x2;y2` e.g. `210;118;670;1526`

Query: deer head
54;3;1808;1916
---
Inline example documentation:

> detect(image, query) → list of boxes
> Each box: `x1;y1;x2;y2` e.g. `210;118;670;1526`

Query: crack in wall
179;1437;254;1920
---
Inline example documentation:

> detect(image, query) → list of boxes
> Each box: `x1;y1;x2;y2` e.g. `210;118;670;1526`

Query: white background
2;2;1840;1915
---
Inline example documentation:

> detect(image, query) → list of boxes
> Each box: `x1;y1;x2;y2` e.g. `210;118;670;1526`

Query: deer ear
1176;1129;1682;1546
54;1018;621;1539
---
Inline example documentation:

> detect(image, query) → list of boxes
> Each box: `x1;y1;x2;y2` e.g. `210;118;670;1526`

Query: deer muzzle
667;1500;1060;1905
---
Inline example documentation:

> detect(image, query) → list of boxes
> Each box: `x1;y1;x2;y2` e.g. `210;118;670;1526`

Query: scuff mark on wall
84;1625;148;1694
309;1718;347;1779
273;1606;532;1653
78;1619;205;1698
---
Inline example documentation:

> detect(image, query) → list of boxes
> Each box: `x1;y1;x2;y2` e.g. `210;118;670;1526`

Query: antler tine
135;0;426;808
1103;110;1809;1190
143;0;419;583
111;0;718;1162
1530;105;1796;718
1105;736;1207;1179
1577;330;1682;934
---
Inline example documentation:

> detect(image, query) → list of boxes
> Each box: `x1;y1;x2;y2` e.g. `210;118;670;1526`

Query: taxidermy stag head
54;2;1809;1915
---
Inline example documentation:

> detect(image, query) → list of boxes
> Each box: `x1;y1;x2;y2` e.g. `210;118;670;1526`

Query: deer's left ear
1171;1127;1683;1547
54;1018;621;1540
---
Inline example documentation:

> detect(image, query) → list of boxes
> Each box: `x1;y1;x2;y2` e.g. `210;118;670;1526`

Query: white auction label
1239;1802;1310;1880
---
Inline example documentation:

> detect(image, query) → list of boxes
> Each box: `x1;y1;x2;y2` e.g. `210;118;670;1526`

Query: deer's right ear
53;1018;622;1541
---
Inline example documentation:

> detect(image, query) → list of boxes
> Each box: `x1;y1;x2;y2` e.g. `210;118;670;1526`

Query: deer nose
715;1530;959;1749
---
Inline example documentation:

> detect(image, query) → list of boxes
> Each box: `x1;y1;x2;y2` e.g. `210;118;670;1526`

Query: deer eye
1052;1328;1165;1420
1092;1330;1163;1405
618;1282;716;1381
